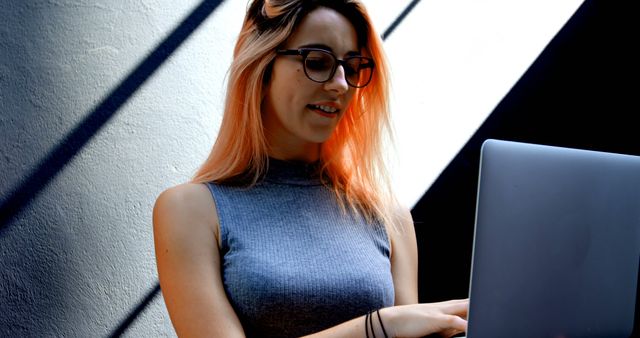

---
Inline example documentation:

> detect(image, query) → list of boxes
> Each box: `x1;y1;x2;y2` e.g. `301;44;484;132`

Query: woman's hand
381;299;469;338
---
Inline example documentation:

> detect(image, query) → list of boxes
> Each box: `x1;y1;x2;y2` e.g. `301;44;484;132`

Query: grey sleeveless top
205;159;394;337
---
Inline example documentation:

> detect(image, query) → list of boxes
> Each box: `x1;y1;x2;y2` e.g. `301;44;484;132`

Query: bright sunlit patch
365;0;584;208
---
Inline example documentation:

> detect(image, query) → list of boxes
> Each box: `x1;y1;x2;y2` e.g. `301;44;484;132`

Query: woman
153;0;468;337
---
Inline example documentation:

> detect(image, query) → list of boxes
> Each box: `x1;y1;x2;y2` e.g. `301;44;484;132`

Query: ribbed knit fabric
205;158;394;338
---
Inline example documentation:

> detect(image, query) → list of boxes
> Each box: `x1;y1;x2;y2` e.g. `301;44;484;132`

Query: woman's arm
390;206;420;305
153;183;245;337
304;207;468;338
301;299;468;338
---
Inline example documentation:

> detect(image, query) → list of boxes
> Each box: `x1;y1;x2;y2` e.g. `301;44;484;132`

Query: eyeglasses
276;48;375;88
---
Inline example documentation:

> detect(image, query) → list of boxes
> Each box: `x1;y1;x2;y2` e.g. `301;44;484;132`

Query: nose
323;64;349;94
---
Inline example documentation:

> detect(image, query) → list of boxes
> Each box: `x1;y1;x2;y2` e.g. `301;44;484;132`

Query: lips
307;103;340;118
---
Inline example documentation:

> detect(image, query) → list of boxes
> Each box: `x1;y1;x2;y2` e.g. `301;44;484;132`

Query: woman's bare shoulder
153;183;219;239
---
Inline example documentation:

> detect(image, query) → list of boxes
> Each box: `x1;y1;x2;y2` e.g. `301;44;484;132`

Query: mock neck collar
263;157;323;186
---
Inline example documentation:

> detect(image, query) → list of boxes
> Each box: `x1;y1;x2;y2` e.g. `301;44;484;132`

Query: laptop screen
466;139;640;338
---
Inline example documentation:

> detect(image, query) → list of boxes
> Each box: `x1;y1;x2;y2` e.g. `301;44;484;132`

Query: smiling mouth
307;104;340;117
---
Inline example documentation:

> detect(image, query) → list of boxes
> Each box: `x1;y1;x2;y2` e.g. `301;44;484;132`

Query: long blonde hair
193;0;404;230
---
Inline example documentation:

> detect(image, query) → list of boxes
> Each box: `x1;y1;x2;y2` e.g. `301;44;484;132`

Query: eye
344;58;363;76
305;51;333;71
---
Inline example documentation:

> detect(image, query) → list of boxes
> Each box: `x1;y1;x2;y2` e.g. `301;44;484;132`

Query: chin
306;130;335;144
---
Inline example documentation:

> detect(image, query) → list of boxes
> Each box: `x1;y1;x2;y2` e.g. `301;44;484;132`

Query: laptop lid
466;139;640;338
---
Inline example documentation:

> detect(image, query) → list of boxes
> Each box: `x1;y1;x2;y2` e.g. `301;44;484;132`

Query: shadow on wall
0;0;224;336
108;283;161;338
0;0;224;230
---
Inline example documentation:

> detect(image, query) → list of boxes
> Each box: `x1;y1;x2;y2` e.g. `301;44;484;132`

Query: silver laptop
465;139;640;338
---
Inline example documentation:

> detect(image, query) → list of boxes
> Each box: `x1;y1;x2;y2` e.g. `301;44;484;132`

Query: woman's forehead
285;7;360;55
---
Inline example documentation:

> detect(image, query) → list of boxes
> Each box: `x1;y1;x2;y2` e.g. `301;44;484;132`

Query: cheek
277;67;305;92
269;84;297;117
344;89;357;108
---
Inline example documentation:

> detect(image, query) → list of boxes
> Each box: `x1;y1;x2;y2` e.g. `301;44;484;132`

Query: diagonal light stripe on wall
379;0;585;208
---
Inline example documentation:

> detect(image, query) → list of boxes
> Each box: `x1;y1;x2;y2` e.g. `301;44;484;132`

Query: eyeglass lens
303;50;372;88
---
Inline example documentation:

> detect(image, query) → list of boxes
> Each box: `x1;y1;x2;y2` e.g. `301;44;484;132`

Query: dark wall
413;0;639;302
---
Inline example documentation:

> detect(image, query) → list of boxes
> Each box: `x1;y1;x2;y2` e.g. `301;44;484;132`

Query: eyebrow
297;43;361;57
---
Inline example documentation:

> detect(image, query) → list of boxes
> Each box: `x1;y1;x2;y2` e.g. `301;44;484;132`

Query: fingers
433;300;469;335
441;314;468;338
437;298;469;317
423;298;469;316
445;313;467;331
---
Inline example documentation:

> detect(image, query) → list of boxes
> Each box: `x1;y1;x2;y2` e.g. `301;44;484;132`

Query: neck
268;143;321;163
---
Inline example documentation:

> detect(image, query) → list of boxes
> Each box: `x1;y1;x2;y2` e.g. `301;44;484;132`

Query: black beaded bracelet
365;310;377;338
364;311;369;338
376;309;389;338
368;310;376;338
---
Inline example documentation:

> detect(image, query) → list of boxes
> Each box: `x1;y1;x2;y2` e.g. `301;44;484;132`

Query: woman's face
262;6;360;160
